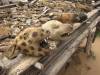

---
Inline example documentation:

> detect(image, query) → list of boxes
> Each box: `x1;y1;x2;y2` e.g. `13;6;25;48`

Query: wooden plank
8;56;40;75
87;9;99;18
0;54;41;75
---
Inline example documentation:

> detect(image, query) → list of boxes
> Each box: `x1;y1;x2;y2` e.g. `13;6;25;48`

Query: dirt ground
60;36;100;75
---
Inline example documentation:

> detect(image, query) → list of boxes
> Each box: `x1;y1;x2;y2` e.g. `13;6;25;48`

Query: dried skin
4;27;50;59
42;20;73;41
54;13;78;23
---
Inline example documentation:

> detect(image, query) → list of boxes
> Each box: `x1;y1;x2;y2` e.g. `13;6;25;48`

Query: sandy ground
59;37;100;75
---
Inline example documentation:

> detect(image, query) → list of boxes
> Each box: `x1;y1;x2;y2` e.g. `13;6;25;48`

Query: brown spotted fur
4;27;50;59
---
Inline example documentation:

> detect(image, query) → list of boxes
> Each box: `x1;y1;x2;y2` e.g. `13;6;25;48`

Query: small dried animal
52;12;87;23
4;27;50;59
42;20;73;41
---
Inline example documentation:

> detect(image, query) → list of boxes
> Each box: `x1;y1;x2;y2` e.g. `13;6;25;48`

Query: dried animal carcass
42;20;73;41
50;12;87;23
3;27;50;59
42;20;73;49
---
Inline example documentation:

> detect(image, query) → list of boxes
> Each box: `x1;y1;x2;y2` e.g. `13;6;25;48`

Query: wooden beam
0;54;41;75
8;56;40;75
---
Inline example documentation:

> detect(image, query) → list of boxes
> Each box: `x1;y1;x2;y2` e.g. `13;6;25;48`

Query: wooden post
85;30;92;55
85;27;96;56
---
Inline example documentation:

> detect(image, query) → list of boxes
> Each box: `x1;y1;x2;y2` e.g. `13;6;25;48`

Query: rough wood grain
8;56;40;75
0;54;41;75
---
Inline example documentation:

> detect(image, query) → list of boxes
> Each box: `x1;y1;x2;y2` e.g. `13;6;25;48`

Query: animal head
76;12;87;22
42;20;73;41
